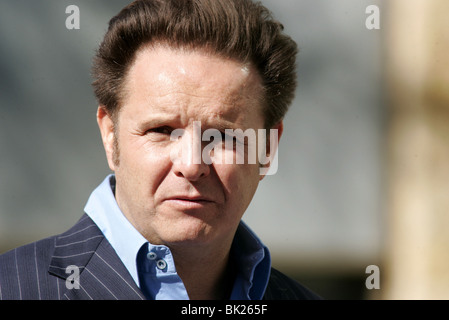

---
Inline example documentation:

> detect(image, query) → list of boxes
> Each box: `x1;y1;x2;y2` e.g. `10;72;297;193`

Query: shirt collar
84;174;271;299
231;221;271;300
84;174;147;286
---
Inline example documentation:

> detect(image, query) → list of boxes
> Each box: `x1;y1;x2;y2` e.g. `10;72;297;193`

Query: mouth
163;196;215;209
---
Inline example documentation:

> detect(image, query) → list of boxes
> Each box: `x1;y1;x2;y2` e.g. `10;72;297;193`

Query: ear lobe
96;106;117;171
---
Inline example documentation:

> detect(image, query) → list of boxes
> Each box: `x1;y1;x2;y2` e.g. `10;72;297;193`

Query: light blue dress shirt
84;175;271;300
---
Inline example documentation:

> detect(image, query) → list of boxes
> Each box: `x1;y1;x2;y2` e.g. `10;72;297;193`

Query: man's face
97;45;280;248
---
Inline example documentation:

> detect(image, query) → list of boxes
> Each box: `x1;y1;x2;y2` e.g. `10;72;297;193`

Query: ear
259;120;283;181
96;106;117;171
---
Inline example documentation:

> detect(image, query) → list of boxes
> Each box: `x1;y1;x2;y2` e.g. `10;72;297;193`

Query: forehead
121;45;264;127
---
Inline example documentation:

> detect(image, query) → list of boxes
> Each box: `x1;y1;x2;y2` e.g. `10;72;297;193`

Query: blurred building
383;0;449;299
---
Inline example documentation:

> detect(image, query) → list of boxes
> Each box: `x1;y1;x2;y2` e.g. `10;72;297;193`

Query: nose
170;127;210;181
173;161;210;181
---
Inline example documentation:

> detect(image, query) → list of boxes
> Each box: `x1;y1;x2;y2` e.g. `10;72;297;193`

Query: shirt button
156;259;167;270
147;252;157;260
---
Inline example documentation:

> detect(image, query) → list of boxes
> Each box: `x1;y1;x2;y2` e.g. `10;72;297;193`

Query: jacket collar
48;214;145;300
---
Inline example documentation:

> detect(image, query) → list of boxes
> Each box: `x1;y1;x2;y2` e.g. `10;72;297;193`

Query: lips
166;195;214;202
163;194;215;209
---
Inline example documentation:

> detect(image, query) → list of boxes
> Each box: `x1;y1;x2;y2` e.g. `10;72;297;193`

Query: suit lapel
48;214;145;300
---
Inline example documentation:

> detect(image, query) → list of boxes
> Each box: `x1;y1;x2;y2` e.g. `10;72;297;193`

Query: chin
148;206;236;246
159;218;219;246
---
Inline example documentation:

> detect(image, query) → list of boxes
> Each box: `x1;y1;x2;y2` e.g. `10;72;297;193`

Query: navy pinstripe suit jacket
0;214;321;300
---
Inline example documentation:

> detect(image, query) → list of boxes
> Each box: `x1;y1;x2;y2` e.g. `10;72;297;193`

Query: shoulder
264;268;322;300
0;214;101;300
0;236;58;300
0;236;56;267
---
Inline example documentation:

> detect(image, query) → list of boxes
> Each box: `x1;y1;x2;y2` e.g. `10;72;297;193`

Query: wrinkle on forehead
130;92;253;130
121;45;265;129
127;45;262;96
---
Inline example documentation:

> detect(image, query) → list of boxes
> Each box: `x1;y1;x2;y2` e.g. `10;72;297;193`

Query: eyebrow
136;114;180;130
209;120;242;132
134;97;254;132
137;114;247;133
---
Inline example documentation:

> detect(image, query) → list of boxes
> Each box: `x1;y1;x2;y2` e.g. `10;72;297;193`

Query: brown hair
92;0;298;129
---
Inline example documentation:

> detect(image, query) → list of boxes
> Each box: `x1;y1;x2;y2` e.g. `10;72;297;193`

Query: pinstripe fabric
0;215;144;300
0;214;320;300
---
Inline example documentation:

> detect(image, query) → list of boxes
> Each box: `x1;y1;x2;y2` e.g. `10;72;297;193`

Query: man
0;0;320;300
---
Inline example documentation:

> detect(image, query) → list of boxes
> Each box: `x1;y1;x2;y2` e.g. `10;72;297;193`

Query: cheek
216;163;260;210
116;136;173;187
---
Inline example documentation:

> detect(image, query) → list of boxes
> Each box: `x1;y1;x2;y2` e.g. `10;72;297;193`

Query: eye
146;126;173;135
220;131;239;149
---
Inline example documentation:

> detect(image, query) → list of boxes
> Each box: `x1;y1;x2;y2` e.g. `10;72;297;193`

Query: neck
169;240;236;300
